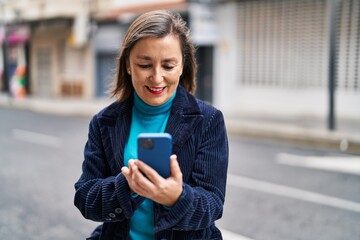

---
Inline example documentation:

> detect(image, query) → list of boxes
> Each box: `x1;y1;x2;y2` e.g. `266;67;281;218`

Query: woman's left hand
121;154;183;207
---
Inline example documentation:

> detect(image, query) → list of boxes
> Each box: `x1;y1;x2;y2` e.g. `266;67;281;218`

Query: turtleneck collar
133;90;176;116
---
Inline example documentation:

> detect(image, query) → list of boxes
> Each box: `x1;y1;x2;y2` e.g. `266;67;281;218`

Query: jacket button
104;217;112;221
115;208;122;214
109;213;116;218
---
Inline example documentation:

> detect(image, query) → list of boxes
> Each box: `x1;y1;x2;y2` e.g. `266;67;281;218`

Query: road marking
221;228;254;240
276;153;360;175
227;174;360;213
11;129;62;148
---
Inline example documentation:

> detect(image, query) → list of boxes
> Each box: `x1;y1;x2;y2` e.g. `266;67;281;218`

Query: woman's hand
121;154;183;207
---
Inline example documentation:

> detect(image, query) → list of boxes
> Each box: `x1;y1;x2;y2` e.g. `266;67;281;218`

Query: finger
122;166;138;194
129;162;142;182
129;161;155;192
170;155;182;180
121;166;130;178
135;160;162;183
125;160;143;190
129;160;145;181
130;161;159;197
128;159;136;170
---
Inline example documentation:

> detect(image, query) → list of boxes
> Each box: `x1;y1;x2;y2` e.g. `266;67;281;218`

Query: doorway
96;53;117;97
196;46;213;103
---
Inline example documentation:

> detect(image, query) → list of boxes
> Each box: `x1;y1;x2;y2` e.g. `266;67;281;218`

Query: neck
133;91;176;116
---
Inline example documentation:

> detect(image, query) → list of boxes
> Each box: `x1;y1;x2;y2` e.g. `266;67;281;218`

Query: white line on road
276;153;360;175
221;228;254;240
11;129;62;148
227;174;360;213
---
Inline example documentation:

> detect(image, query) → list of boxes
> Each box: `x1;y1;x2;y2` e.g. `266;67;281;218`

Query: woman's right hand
121;154;183;207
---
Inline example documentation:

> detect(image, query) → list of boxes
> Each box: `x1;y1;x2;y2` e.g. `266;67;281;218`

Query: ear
180;55;185;76
179;64;184;76
126;60;131;75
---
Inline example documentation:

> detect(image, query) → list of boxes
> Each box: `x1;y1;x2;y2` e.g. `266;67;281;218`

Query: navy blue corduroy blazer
74;86;229;240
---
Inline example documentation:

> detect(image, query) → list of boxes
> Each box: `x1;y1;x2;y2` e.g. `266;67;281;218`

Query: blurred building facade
0;0;359;121
215;0;359;121
0;0;93;98
0;0;190;99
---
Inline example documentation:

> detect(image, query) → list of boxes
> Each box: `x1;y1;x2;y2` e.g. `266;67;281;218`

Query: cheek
170;68;183;81
131;76;142;92
131;71;146;83
168;75;180;85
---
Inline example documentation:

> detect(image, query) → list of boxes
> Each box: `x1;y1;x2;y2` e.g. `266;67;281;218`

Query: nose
149;66;163;83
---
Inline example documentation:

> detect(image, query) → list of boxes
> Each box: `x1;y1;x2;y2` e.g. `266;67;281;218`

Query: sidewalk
1;94;359;154
225;114;360;154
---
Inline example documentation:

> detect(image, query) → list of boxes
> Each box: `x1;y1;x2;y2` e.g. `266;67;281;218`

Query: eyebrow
136;55;152;61
135;55;179;63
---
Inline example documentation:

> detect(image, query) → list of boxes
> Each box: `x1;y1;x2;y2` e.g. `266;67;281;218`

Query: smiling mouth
146;86;166;94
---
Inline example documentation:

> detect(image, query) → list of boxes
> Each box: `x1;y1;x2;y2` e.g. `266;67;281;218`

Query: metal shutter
237;0;360;92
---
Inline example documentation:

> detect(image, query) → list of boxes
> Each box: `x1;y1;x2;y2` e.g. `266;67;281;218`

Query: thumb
170;154;182;180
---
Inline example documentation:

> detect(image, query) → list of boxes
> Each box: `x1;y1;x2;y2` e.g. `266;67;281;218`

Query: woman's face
127;34;183;106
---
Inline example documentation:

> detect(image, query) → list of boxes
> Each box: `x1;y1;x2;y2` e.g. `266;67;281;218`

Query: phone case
137;133;172;178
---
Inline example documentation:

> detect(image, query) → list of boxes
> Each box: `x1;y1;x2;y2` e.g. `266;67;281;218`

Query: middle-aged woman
74;10;229;240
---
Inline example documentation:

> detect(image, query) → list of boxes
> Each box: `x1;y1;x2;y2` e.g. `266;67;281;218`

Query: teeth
149;87;164;92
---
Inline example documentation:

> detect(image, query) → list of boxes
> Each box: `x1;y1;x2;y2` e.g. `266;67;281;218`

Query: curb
226;119;360;154
0;95;111;117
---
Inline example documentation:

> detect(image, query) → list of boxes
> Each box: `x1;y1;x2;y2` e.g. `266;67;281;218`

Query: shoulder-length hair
110;10;197;102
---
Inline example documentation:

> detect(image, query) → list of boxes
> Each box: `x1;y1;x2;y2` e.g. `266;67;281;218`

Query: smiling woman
127;35;183;106
74;10;229;240
110;10;196;102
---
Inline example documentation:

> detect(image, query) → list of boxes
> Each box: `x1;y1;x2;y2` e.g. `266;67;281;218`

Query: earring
127;68;131;75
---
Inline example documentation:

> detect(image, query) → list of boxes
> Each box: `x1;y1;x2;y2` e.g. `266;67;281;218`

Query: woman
74;10;229;240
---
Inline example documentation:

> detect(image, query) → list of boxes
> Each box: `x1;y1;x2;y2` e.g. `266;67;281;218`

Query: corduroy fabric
74;86;229;240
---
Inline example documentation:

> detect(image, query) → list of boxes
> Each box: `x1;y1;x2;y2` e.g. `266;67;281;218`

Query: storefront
1;25;29;99
29;18;93;99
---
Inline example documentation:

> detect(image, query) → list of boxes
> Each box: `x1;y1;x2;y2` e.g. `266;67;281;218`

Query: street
0;107;359;240
217;135;360;240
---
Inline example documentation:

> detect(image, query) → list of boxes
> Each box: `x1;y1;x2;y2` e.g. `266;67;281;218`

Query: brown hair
110;10;197;101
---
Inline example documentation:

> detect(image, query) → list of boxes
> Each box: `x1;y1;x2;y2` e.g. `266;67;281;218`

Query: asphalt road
0;107;359;240
217;134;360;240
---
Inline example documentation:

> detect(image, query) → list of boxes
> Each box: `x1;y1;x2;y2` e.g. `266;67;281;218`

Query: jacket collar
165;86;203;154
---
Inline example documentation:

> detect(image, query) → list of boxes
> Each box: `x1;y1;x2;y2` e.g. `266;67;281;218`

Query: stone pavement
1;94;359;154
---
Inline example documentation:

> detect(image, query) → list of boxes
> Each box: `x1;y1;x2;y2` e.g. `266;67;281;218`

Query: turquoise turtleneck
124;90;176;240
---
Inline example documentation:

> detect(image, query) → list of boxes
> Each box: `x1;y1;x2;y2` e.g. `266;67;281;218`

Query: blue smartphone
137;133;172;178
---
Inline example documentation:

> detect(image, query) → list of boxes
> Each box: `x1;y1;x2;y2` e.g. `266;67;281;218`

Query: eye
138;64;151;69
163;65;175;70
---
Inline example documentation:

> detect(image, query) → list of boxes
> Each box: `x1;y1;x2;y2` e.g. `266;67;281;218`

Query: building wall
92;23;125;97
31;23;93;98
213;1;238;110
214;0;360;120
31;24;68;97
2;0;93;98
2;0;85;22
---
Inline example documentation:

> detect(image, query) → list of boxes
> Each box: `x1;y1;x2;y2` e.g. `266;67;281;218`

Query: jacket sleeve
74;115;144;222
155;109;229;232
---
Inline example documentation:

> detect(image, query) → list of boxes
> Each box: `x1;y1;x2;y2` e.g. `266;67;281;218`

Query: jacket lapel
98;97;133;175
166;86;203;154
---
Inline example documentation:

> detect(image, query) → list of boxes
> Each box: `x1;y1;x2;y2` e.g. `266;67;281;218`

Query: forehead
130;35;182;59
